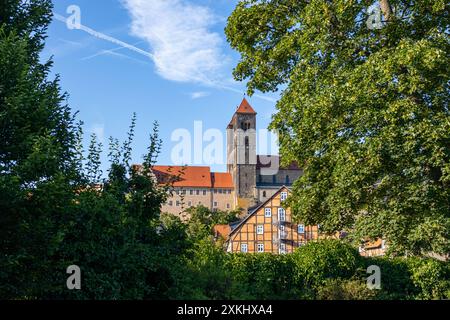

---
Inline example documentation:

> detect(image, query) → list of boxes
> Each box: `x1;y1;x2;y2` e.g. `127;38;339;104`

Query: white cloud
190;91;210;99
122;0;225;84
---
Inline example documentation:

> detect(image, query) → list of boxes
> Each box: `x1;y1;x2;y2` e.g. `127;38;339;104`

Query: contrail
53;13;278;104
81;41;145;61
53;13;154;60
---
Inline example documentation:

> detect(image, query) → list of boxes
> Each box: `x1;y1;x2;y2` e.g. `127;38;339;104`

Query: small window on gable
256;225;264;235
264;208;272;217
280;192;288;201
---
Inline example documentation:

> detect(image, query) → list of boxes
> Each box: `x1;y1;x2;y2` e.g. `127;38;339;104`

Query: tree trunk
379;0;393;22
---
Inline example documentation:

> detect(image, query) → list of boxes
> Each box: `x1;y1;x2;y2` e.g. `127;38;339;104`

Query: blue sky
41;0;280;173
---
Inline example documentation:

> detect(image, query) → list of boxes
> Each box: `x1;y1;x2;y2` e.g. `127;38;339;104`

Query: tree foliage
226;0;449;256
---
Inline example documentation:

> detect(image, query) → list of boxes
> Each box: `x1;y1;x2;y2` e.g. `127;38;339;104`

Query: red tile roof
211;172;234;189
236;98;257;114
213;224;232;239
152;166;234;189
153;166;212;188
364;238;383;249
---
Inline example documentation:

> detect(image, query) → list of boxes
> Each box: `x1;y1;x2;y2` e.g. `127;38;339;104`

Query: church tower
227;98;257;209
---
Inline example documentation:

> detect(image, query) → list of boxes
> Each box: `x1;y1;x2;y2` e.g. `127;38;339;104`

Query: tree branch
379;0;393;22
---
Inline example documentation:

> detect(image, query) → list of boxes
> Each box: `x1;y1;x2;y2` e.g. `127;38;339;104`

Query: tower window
286;175;290;185
241;122;251;130
262;191;267;198
245;136;249;164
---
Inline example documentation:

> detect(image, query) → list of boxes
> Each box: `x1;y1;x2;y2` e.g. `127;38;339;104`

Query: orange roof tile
213;224;232;239
236;98;257;114
152;166;212;188
365;238;383;249
211;172;234;189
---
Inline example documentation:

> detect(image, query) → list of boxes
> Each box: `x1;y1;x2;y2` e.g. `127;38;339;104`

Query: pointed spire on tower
236;97;257;114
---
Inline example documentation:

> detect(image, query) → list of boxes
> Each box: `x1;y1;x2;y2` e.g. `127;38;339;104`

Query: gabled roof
228;186;290;238
236;98;257;114
256;155;302;170
152;166;212;188
211;172;234;189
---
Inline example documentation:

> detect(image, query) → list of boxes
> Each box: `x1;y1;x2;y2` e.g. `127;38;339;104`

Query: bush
406;257;450;300
291;240;364;289
316;279;377;300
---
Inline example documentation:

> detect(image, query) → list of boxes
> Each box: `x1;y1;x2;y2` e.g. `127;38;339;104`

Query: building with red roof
141;98;303;216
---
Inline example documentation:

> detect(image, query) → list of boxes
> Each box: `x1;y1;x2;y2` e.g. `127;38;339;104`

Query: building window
256;225;264;235
298;224;305;234
241;244;248;253
203;190;207;195
278;208;286;222
280;192;288;201
279;243;287;254
257;243;265;253
264;208;272;217
245;136;249;164
262;191;267;198
285;175;290;185
190;190;193;195
241;122;251;130
272;175;276;184
214;189;217;194
214;202;218;207
196;190;200;195
168;201;173;206
176;201;180;207
219;189;223;194
227;203;230;209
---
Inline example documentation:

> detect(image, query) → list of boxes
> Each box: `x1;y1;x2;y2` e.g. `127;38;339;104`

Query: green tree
226;0;449;256
0;0;81;298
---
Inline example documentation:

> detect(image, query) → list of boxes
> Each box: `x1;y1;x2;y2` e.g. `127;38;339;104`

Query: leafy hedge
171;239;449;300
